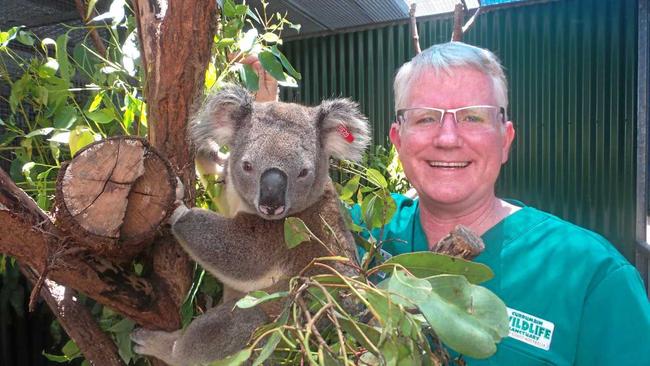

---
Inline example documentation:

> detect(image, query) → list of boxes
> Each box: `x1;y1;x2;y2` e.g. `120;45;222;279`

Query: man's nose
433;112;462;147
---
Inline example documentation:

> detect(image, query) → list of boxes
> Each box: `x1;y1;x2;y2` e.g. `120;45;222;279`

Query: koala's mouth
257;204;288;219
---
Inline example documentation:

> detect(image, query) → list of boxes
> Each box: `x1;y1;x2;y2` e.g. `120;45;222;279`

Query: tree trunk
0;0;218;364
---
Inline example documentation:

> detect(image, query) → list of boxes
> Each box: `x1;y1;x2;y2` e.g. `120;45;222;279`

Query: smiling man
353;42;650;365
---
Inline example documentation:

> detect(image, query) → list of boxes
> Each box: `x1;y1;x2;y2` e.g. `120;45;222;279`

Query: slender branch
74;0;108;58
21;266;125;366
409;3;421;55
451;3;465;42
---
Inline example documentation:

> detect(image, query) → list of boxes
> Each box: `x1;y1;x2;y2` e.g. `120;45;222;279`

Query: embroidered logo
507;307;555;351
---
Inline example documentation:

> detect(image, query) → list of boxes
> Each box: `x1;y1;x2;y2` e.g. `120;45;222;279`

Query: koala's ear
317;99;371;161
190;84;253;149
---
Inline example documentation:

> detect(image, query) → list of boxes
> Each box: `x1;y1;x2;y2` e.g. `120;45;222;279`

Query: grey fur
132;85;370;365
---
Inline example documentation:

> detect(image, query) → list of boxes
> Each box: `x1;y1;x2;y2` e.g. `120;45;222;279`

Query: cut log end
54;136;177;260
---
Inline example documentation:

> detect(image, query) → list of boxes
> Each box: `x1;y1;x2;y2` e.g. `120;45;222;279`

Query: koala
131;85;370;366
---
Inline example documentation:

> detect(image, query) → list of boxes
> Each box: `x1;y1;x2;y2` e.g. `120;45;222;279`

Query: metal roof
0;1;528;41
250;0;483;39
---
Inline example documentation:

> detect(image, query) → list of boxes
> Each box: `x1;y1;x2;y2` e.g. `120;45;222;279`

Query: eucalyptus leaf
378;270;508;359
383;252;493;284
252;331;282;366
339;175;359;200
69;126;96;156
361;191;396;229
270;46;301;80
235;290;288;309
238;28;258;53
366;168;388;188
420;275;508;358
239;64;259;92
54;105;78;129
25;128;54;138
258;51;286;81
56;33;73;80
86;108;116;124
208;347;251;366
284;217;311;249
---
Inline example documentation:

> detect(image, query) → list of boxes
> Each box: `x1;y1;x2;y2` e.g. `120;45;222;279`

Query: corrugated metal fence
281;0;646;283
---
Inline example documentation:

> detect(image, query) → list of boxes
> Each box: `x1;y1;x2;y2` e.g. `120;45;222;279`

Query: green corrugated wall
281;0;639;261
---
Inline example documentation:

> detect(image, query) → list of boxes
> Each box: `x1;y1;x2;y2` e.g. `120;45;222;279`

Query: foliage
198;168;509;366
0;1;508;365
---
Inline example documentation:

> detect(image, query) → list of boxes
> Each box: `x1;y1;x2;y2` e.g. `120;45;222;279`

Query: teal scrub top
351;194;650;366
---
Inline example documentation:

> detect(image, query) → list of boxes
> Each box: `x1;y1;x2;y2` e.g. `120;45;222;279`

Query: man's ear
388;122;402;151
317;99;370;161
190;84;253;149
500;121;515;164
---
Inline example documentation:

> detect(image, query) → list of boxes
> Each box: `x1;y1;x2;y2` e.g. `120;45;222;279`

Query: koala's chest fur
172;180;357;297
225;181;356;287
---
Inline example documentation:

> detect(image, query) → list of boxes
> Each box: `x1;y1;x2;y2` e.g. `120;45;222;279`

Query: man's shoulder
507;205;633;284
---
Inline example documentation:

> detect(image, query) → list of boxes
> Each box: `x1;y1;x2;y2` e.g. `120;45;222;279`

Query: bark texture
54;137;176;260
0;1;218;363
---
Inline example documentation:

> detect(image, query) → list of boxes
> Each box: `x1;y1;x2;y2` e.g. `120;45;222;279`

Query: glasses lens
455;106;498;126
402;108;443;130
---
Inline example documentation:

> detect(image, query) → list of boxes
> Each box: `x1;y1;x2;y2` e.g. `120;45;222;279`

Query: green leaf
56;33;73;80
270;46;301;80
16;30;35;46
383;252;493;284
284;217;311;249
86;108;116;124
261;32;280;44
62;339;80;358
107;318;134;333
252;330;282;366
54;105;78;129
86;0;99;20
69;126;97;156
339;175;360;200
258;51;286;81
422;275;508;358
0;132;18;146
25;127;54;138
205;63;217;89
208;347;251;366
239;64;259;92
338;317;381;351
235;290;288;309
361;191;396;229
238;28;258;52
88;91;103;112
366;168;388;188
49;131;70;144
38;58;59;78
378;271;508;359
222;0;237;17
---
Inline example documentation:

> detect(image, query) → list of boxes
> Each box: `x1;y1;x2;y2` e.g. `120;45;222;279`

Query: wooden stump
54;136;177;260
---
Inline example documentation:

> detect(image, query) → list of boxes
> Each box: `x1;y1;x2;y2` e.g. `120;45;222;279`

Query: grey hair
393;42;508;115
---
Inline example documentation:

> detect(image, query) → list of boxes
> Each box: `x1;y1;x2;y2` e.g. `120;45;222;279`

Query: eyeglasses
396;106;506;133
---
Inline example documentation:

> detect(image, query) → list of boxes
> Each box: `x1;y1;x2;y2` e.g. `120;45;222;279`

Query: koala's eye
298;168;309;178
242;161;253;172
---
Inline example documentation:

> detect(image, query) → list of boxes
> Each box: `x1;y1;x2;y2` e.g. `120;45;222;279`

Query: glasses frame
396;105;506;128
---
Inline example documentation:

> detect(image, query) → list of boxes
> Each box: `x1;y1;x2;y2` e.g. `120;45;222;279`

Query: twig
409;3;421;55
74;0;108;58
451;3;465;42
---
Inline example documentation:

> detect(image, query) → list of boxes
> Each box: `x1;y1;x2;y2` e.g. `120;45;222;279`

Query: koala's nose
258;168;287;216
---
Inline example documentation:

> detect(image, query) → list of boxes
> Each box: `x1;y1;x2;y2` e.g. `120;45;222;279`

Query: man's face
389;67;515;213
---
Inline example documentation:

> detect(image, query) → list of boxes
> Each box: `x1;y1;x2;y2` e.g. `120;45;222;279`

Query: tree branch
21;267;125;366
73;0;107;58
409;3;421;55
0;168;179;330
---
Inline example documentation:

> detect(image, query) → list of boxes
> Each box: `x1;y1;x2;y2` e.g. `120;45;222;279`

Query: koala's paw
131;328;179;365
